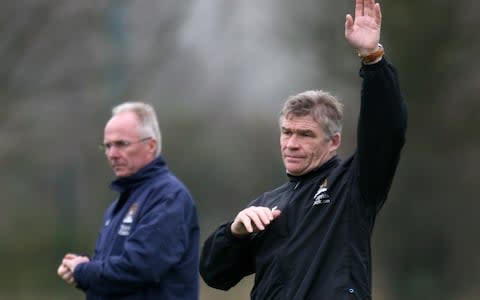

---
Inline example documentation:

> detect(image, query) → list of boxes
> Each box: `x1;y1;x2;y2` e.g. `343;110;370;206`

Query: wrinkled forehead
280;114;323;131
280;108;319;122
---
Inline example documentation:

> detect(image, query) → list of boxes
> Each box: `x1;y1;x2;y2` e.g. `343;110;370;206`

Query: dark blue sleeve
74;189;195;295
356;57;408;209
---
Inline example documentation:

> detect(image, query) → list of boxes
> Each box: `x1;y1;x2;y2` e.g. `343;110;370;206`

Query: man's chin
285;166;306;176
113;169;129;177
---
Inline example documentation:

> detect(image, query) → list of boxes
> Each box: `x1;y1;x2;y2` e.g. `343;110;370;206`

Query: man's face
280;115;340;176
103;112;156;177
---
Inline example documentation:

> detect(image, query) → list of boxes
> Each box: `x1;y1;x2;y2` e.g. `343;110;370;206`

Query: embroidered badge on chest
118;202;138;236
313;179;330;206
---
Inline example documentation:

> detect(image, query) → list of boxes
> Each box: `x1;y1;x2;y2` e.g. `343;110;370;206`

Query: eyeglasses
99;137;152;151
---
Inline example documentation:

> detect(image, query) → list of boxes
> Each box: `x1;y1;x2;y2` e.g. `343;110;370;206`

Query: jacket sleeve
356;57;408;209
73;190;196;295
199;222;255;290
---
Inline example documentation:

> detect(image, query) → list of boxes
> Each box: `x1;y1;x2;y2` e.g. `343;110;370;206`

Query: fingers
374;3;382;25
57;263;69;277
62;257;74;269
64;253;77;260
271;209;282;219
354;0;364;18
57;263;76;285
345;14;354;36
66;273;76;285
231;206;281;236
234;207;267;234
62;256;89;273
62;269;73;281
58;253;87;286
246;207;272;231
366;0;382;21
62;269;76;285
354;0;380;18
363;0;375;18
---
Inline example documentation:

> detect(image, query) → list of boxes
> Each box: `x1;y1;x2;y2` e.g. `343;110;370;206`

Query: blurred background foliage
1;0;479;299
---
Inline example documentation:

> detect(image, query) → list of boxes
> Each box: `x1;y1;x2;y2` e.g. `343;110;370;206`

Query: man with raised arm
200;0;407;299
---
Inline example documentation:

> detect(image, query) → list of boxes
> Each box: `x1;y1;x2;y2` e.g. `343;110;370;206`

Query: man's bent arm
200;222;255;290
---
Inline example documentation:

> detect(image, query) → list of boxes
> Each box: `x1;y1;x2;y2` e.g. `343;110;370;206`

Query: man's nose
106;146;120;158
286;135;300;148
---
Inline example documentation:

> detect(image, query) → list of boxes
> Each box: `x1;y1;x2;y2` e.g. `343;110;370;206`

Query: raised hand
231;206;281;237
345;0;382;55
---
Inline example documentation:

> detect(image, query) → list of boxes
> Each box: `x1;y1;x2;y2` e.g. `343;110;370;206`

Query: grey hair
279;90;344;139
112;102;162;156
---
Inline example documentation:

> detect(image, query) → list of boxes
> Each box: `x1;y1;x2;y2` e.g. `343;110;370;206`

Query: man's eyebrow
297;128;314;133
289;128;315;135
281;127;316;135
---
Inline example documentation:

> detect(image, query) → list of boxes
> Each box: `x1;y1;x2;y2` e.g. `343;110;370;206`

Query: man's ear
148;138;157;154
329;133;341;152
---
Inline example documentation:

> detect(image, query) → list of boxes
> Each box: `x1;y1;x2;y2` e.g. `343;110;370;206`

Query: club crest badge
118;202;138;236
123;202;138;223
313;179;330;206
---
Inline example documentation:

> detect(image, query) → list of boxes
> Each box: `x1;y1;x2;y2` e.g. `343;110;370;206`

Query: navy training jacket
200;58;407;300
74;156;200;300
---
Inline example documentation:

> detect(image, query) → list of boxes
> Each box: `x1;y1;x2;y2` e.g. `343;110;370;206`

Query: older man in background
58;102;199;300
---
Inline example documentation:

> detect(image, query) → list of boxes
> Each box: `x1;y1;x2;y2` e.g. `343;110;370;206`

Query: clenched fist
57;260;75;285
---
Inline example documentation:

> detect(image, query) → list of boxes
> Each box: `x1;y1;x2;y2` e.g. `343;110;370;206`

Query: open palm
345;0;382;54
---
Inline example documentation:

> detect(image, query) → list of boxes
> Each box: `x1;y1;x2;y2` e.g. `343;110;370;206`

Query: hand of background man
57;254;76;285
231;206;281;237
57;253;90;285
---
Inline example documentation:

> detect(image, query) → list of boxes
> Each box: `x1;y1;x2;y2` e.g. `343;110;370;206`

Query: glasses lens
100;138;149;152
114;141;129;149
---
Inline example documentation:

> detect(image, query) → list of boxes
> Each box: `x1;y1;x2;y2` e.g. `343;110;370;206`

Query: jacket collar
286;156;340;183
110;156;168;193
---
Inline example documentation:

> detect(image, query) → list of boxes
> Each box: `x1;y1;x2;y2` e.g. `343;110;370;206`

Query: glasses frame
99;137;152;152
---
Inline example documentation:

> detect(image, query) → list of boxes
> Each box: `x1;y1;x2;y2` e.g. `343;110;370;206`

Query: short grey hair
279;90;344;139
112;102;162;156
